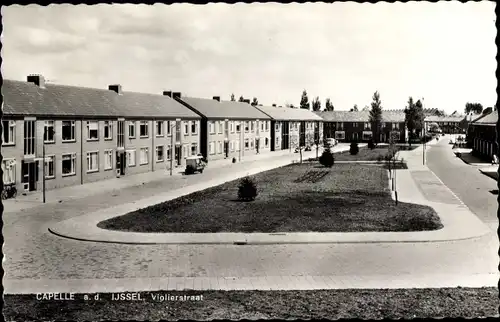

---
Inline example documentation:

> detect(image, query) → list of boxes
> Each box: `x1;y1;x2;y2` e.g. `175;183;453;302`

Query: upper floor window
156;121;164;137
265;121;269;131
104;121;113;140
230;121;235;133
218;121;223;134
209;121;216;134
139;121;148;137
191;121;198;135
62;121;75;142
43;121;55;143
364;122;371;130
251;121;255;132
166;121;172;136
87;121;99;140
2;120;16;145
184;121;190;136
245;121;249;132
129;121;136;138
392;123;400;130
236;122;241;133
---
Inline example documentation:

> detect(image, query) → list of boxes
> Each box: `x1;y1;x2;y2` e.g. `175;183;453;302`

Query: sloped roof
472;110;497;126
315;110;405;122
255;105;324;121
2;79;200;119
178;97;271;120
424;115;464;122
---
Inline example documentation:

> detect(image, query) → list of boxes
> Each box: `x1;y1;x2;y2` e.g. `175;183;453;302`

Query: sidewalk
49;136;491;244
4;146;337;213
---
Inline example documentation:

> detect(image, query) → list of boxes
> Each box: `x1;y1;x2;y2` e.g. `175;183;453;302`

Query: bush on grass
319;149;335;167
237;176;258;201
368;140;375;149
350;142;359;155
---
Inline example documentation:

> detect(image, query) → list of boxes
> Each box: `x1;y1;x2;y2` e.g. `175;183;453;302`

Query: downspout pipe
81;118;84;185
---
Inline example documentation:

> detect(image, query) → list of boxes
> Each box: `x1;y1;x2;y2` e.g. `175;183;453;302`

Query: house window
260;122;264;131
275;123;280;131
236;122;241;133
275;136;279;145
139;121;149;137
250;139;254;149
209;142;215;155
44;155;55;179
62;153;76;176
44;121;55;143
393;123;400;130
362;131;373;141
230;121;234;133
265;137;269;147
103;121;113;140
335;131;346;140
230;140;234;152
128;121;136;138
87;151;99;172
127;150;136;167
166;121;172;136
167;145;172;160
104;150;113;170
184;121;190;135
2;120;16;145
218;121;223;134
24;120;36;156
217;141;223;154
191;121;197;135
265;121;269;131
2;159;16;184
191;143;198;156
245;138;250;150
353;122;358;128
140;147;149;165
156;145;164;162
244;121;249;132
364;122;371;130
87;121;99;140
209;121;216;134
251;121;255;132
156;121;164;137
338;122;344;129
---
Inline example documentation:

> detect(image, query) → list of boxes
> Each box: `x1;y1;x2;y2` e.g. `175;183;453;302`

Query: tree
414;99;425;137
465;102;483;115
362;105;370;111
369;91;383;144
237;176;258;201
251;97;259;106
300;90;310;110
404;96;425;146
325;98;334;111
230;93;235;101
312;97;321;111
239;96;245;102
350;104;358;112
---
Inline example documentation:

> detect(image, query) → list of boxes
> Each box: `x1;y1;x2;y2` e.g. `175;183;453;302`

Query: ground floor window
250;139;254;149
87;151;99;172
167;145;172;160
44;155;55;179
104;150;113;170
334;131;345;140
209;142;215;155
230;141;235;152
127;150;136;167
217;141;223;154
2;159;16;184
191;143;198;156
245;138;250;150
140;147;149;165
62;153;76;176
362;131;373;141
156;146;164;162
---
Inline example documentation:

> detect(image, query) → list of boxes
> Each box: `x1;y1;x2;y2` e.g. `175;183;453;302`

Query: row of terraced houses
2;75;409;194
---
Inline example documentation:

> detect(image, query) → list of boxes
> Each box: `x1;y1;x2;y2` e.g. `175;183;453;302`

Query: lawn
98;163;442;233
334;144;418;162
4;288;498;320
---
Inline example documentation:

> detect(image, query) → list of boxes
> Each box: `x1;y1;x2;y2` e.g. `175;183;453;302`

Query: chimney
243;99;251;104
272;104;277;107
108;84;122;94
27;74;46;88
213;96;220;102
172;92;181;100
163;91;172;97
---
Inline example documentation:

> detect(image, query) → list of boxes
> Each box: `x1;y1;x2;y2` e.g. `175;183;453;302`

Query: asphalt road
426;136;498;230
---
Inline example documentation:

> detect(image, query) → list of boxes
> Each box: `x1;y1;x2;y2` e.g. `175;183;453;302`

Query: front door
224;142;229;158
175;146;182;166
116;152;126;175
255;139;260;153
22;161;37;191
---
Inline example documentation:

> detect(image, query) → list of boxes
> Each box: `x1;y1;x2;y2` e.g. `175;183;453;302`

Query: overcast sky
2;2;496;113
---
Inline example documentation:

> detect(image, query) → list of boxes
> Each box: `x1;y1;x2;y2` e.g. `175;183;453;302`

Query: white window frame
156;145;164;162
44;155;55;179
265;121;269;131
230;140;234;152
62;153;77;176
103;121;113;140
140;147;149;165
86;151;99;173
191;121;198;135
156;121;164;137
166;145;172;160
362;131;373;141
393;122;400;130
218;121;223;134
87;121;99;141
236;122;241;133
209;141;216;155
2;158;16;184
245;121;249;133
43;120;55;143
104;149;113;170
244;138;250;150
364;122;371;130
127;149;136;167
209;121;216;134
230;121;235;133
2;120;16;145
184;121;190;136
61;120;76;142
129;121;136;138
275;123;280;131
335;131;346;140
166;121;172;136
139;121;149;138
191;143;198;156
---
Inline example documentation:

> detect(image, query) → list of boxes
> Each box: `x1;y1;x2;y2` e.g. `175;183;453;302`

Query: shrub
232;157;237;163
376;154;384;162
368;140;375;149
319;149;335;167
349;142;359;155
237;176;258;201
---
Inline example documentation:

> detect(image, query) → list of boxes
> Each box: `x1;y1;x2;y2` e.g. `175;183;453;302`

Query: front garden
98;162;442;233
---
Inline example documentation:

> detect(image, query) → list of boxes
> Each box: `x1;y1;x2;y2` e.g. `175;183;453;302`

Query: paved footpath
3;140;498;294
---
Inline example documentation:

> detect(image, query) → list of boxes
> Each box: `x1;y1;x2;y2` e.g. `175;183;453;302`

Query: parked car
325;138;337;147
185;155;206;174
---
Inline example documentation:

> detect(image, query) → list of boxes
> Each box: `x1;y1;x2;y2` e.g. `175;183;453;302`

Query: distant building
466;110;498;160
